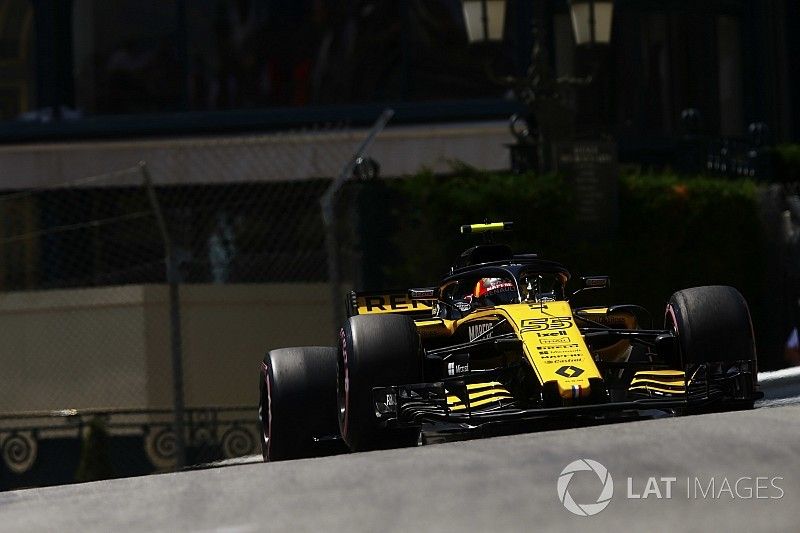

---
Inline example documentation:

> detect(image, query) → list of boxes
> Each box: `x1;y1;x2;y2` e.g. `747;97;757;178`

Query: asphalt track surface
2;399;800;532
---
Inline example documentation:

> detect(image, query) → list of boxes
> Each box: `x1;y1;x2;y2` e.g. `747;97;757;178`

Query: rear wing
347;290;434;318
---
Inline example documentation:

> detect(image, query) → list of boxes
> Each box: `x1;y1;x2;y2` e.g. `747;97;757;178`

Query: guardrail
758;367;800;399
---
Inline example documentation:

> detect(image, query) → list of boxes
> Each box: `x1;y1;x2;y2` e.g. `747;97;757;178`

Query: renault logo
555;365;584;378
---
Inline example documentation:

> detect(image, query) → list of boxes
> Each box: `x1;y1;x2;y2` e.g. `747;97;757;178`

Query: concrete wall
0;121;513;189
0;284;334;414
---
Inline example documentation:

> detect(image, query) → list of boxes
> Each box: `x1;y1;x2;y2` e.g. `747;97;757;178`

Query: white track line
758;366;800;385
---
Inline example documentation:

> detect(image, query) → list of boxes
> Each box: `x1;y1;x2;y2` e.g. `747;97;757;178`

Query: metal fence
0;113;392;489
0;407;257;487
0;166;165;413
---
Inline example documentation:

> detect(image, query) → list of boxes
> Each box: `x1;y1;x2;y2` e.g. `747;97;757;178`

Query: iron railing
0;406;258;490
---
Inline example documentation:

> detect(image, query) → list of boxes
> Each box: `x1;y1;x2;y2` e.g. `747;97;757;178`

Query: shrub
774;144;800;182
361;169;767;360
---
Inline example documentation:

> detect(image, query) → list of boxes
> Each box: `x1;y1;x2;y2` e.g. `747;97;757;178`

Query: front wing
371;360;762;432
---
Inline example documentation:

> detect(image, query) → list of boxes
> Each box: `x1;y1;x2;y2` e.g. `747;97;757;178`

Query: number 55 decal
520;317;573;332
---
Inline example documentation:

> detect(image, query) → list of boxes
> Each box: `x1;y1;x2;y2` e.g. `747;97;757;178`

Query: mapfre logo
468;322;493;341
557;459;614;516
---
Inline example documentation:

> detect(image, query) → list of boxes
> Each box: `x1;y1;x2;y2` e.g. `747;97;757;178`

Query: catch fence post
140;162;187;470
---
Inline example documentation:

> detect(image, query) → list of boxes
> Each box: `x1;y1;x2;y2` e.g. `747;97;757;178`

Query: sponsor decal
447;362;469;376
338;328;350;438
535;330;569;338
584;277;609;288
468;322;494;341
591;315;628;327
409;288;436;299
478;279;515;295
446;353;470;376
555;365;585;378
261;362;273;459
359;294;432;312
455;301;472;312
531;338;583;365
537;344;580;350
540;337;573;344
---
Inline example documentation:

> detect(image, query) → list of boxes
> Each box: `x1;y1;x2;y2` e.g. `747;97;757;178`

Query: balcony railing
0;406;259;490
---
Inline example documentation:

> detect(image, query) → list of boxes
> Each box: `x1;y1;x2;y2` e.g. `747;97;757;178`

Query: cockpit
437;266;569;318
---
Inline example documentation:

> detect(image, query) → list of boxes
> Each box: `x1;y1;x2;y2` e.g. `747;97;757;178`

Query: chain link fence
0;166;164;413
0;113;391;488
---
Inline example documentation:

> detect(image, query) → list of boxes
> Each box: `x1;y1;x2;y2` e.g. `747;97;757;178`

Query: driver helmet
472;277;517;306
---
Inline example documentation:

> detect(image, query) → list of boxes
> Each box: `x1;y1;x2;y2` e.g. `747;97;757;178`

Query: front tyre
259;346;339;461
337;315;423;452
665;285;758;409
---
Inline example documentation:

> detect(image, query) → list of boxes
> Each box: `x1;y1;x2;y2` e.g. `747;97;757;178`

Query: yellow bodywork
460;222;511;234
415;301;602;400
501;302;601;399
629;370;687;395
574;307;637;362
446;381;513;411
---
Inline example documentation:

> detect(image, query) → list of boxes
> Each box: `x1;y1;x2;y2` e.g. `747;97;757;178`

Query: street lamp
461;0;506;42
462;1;614;45
569;0;614;46
461;0;615;173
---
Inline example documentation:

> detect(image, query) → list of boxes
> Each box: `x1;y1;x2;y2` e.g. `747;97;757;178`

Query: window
71;0;513;117
0;0;35;120
553;11;575;79
73;0;182;115
717;14;743;136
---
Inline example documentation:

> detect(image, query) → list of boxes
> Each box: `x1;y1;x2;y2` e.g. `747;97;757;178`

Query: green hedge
373;167;575;287
614;173;763;322
774;144;800;182
360;169;769;359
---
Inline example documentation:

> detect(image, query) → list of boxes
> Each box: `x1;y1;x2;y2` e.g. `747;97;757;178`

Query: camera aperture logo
557;459;786;517
557;459;614;516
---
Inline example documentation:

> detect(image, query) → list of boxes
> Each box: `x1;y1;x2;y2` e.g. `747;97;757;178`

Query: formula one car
258;222;762;461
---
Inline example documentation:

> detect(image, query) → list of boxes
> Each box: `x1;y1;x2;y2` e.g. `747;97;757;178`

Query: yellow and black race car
258;222;762;461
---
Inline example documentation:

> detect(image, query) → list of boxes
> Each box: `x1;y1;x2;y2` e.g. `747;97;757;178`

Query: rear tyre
665;285;758;409
259;346;339;461
338;314;423;452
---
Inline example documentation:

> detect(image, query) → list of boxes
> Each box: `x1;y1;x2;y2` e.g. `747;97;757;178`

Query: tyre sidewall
259;346;338;461
338;314;422;451
665;285;756;365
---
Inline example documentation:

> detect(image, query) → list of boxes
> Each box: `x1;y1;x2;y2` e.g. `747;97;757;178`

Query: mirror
570;276;610;299
408;287;437;301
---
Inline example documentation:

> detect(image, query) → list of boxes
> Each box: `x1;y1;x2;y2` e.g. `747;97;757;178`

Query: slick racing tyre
338;314;423;452
665;285;758;408
259;346;339;461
